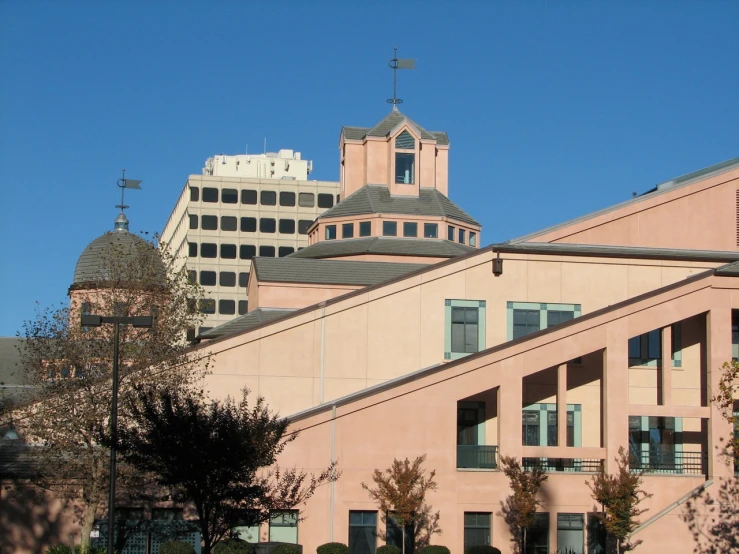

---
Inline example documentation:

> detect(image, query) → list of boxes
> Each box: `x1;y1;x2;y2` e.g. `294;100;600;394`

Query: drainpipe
329;404;337;541
319;302;327;404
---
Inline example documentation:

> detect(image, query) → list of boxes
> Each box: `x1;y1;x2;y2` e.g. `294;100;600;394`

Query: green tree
497;456;547;554
362;455;439;554
587;447;651;554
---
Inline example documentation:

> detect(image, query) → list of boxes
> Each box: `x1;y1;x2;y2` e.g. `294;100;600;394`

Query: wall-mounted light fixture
492;253;503;276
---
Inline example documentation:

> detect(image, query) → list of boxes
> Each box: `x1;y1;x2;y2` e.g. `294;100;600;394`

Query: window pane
359;221;372;237
279;219;295;234
548;411;558;447
383;221;397;236
202;187;218;202
298;192;315;207
463;512;491;550
189;214;198;229
201;215;218;230
447;226;455;241
513;309;541;339
201;243;217;258
269;511;298;544
188;242;198;257
222;188;238;204
298;220;313;235
238;300;248;315
261;190;277;206
241;217;257;232
628;336;641;359
547;310;574;328
279;191;296;206
199;299;215;314
221;216;237;231
527;513;549;554
219;272;236;287
647;329;661;359
424;223;438;238
349;511;377;554
240;245;256;260
342;223;354;238
279;246;295;257
403;222;418;237
326;225;337;240
241;189;257;205
459;229;466;244
219;300;235;315
317;193;334;208
558;514;584;554
260;218;276;233
259;245;275;257
199;271;216;286
470;232;477;247
190;186;199;201
395;153;415;184
239;272;250;287
220;244;236;259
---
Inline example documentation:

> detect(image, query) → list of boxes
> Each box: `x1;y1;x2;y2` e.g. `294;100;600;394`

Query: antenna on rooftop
115;169;142;232
387;46;416;107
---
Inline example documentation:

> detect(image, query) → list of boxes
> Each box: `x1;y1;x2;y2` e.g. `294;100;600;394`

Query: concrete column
497;358;523;461
557;363;568;447
660;325;672;406
706;305;734;478
603;321;630;473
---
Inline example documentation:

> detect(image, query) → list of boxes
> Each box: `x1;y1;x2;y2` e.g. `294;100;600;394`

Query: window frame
359;221;372;237
522;403;582;447
260;190;277;206
325;225;337;240
269;510;298;544
463;512;491;550
424;223;438;238
382;221;397;237
221;216;237;231
507;302;582;341
317;193;334;208
279;191;296;207
278;219;295;234
444;300;486;360
342;223;354;239
395;152;415;185
403;222;418;237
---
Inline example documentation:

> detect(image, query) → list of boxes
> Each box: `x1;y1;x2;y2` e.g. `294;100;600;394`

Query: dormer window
395;130;415;184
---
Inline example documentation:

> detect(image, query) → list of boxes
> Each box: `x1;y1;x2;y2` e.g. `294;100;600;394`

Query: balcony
522;457;603;473
630;450;707;475
457;445;498;469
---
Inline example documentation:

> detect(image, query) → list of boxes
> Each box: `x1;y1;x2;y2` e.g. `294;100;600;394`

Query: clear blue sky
1;1;737;335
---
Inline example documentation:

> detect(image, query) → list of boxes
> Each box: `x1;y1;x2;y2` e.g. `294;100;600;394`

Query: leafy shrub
464;546;501;554
214;539;256;554
417;547;451;554
160;540;196;554
46;546;108;554
376;546;402;554
271;545;302;554
317;543;349;554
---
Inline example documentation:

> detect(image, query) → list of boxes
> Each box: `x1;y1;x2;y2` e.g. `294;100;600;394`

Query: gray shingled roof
290;237;475;260
253;257;427;286
317;185;480;226
199;308;296;340
342;108;450;146
714;260;739;276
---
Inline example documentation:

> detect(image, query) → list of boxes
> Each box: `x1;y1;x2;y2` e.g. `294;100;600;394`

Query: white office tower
162;151;339;335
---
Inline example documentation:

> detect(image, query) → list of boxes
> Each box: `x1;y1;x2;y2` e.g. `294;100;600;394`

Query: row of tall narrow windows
190;186;336;208
323;221;477;246
188;270;249;288
196;298;248;316
190;215;313;235
188;242;297;260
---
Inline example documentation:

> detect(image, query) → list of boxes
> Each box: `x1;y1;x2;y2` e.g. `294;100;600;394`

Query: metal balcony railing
457;445;498;469
630;450;707;475
522;457;604;473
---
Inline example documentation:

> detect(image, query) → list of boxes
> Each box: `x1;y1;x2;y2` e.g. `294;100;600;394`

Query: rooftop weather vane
116;169;142;215
387;47;416;106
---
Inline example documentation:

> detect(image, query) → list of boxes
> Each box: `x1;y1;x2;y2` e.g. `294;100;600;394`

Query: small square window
219;272;236;287
222;188;238;204
202;188;218;203
221;216;237;231
238;300;248;315
260;218;276;233
219;299;235;315
190;186;200;202
317;194;334;208
298;193;315;207
459;229;466;244
199;299;216;314
359;221;371;237
298;220;313;235
189;214;198;229
447;225;455;241
259;245;275;257
424;223;438;238
383;221;397;236
220;244;236;259
238;272;250;287
199;271;216;286
280;192;296;206
279;246;295;257
241;189;257;205
403;222;418;237
201;243;217;258
241;217;257;232
240;245;256;260
326;225;337;240
342;223;354;238
201;215;218;230
261;190;277;206
188;242;198;257
279;219;295;234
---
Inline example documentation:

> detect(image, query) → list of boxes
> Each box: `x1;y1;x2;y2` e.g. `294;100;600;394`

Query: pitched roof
342;108;450;146
714;260;739;276
290;237;475;260
199;308;296;340
253;257;427;286
317;185;480;226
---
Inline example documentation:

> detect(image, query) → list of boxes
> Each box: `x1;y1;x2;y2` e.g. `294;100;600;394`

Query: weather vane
387;47;416;106
116;169;142;215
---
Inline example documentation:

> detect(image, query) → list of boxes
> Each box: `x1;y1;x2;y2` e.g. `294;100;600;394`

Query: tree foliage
587;447;651;554
362;455;439;554
497;456;547;554
11;233;208;554
114;386;338;554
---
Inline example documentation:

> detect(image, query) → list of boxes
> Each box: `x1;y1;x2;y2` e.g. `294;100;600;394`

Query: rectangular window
241;189;257;205
464;512;491;550
278;246;295;257
279;191;296;206
238;300;248;315
199;271;216;286
507;302;582;341
261;190;277;206
469;232;477;247
557;513;584;554
424;223;438;238
298;192;314;207
219;272;236;287
342;223;354;238
199;299;216;314
241;217;257;232
201;215;218;230
260;218;276;233
359;221;372;237
318;193;334;208
587;513;607;554
189;214;198;229
523;404;580;447
349;511;377;554
326;225;337;240
523;411;540;446
259;245;275;257
269;511;298;543
201;243;217;258
238;272;250;287
221;216;237;231
527;513;549;554
190;186;199;201
385;514;413;554
188;242;198;257
459;229;466;244
279;219;295;234
298;220;313;235
395;153;415;184
202;187;218;203
220;244;236;259
403;222;418;237
222;188;238;204
513;309;540;340
447;225;455;241
629;416;683;472
628;329;661;366
219;300;235;315
732;310;739;361
240;245;256;260
445;300;486;360
383;221;397;236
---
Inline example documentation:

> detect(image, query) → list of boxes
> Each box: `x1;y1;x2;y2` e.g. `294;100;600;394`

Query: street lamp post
81;314;153;554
